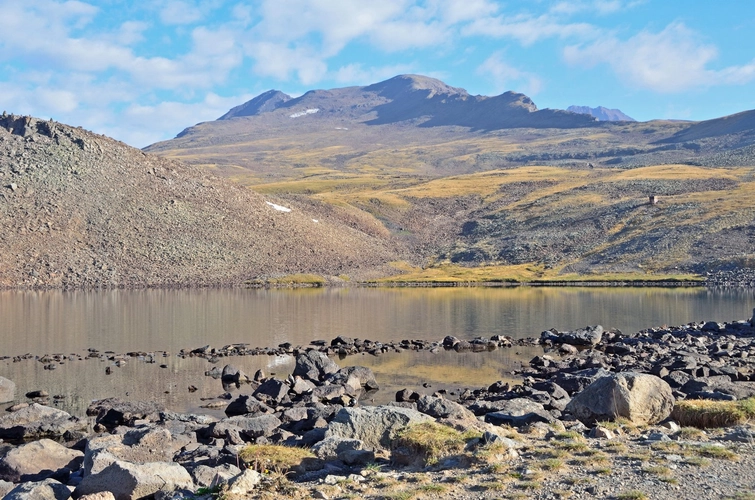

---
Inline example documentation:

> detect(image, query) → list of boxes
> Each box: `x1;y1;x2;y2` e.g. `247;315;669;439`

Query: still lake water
1;286;753;416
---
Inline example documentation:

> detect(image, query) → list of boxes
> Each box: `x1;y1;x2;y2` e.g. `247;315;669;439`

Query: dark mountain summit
217;90;291;120
567;105;635;122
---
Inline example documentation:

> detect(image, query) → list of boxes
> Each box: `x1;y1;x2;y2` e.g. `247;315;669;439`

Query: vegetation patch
671;398;755;428
394;422;480;465
239;444;315;475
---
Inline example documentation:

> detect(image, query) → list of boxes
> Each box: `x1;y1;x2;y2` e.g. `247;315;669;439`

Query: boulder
311;436;364;460
0;438;83;482
78;493;116;500
541;325;603;346
252;379;289;404
0;377;15;404
221;365;249;384
416;395;474;420
226;469;261;496
0;403;86;440
565;372;673;425
292;350;339;382
209;414;282;440
83;429;175;476
552;368;613;395
0;480;14;498
75;460;193;500
325;406;433;450
4;478;71;500
326;366;379;392
224;395;271;417
290;376;316;395
483;398;555;427
190;463;241;488
86;399;165;428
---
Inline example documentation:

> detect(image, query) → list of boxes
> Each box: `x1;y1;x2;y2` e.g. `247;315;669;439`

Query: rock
221;364;247;383
0;377;15;403
292;350;340;382
78;493;115;500
0;438;83;482
720;425;755;443
290;376;316;395
86;398;165;428
565;372;674;425
312;385;347;401
83;428;177;476
0;480;14;498
224;395;271;417
209;414;282;440
395;389;419;402
542;325;603;346
553;368;613;395
325;406;433;450
190;463;241;488
0;403;86;440
252;379;289;404
483;399;555;427
589;426;614;439
26;390;49;399
4;478;71;500
416;395;474;420
75;460;193;500
331;336;354;346
326;366;379;392
226;469;261;496
338;449;374;466
311;437;364;460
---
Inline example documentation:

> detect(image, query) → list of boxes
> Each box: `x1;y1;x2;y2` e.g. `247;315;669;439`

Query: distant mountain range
567;105;635;122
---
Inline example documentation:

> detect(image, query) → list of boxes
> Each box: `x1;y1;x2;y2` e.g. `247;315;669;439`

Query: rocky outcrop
74;460;193;500
565;372;674;425
0;404;86;441
0;439;82;482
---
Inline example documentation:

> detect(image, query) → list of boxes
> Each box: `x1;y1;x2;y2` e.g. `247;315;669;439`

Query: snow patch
289;108;319;118
266;201;292;212
335;127;348;130
312;219;319;223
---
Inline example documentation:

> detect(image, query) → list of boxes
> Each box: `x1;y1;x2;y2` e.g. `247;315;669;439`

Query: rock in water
565;372;673;425
293;350;339;382
0;377;15;404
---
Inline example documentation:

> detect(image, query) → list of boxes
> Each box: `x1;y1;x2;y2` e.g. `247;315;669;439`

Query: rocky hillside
0;114;398;288
567;105;635;122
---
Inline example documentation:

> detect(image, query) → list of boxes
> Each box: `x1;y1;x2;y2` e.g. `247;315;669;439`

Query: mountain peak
567;105;635;122
365;74;469;99
218;90;291;120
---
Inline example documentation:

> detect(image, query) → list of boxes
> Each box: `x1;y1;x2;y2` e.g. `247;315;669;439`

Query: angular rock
4;478;71;500
416;395;474;420
86;398;165;428
210;414;282;440
483;398;555;427
78;492;116;500
311;436;364;460
326;366;379;392
0;403;86;440
312;385;347;401
395;389;419;403
565;372;673;425
290;376;316;395
0;438;83;482
325;406;433;450
190;463;241;488
75;460;193;500
552;368;613;395
226;469;261;496
542;325;603;346
252;379;289;404
292;350;339;382
224;395;270;417
0;377;15;404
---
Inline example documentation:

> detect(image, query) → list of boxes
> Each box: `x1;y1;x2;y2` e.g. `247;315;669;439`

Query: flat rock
86;398;165;428
325;405;433;450
0;438;83;482
75;459;193;500
4;478;71;500
0;403;86;441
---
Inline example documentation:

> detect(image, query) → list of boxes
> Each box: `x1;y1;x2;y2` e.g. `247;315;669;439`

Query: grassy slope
152;121;755;283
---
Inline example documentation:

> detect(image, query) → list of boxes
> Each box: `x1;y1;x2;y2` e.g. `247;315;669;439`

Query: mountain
217;90;291;121
567;105;635;122
0;113;397;288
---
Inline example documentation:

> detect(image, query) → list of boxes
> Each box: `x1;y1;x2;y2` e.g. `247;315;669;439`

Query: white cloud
563;22;755;92
476;51;543;95
159;0;203;25
463;13;598;46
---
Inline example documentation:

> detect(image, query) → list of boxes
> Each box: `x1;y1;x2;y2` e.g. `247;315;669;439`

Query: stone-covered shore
1;312;755;499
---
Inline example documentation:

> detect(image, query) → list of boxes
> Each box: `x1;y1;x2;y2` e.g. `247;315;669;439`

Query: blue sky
1;0;754;147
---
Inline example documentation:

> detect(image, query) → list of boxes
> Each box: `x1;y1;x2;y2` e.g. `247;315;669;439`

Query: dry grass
671;398;755;428
394;422;480;465
239;444;315;475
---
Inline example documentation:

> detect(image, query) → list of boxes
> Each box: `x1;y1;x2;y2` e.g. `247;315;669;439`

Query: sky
1;0;754;148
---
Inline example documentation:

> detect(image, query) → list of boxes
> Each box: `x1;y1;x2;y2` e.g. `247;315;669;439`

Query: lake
1;286;753;416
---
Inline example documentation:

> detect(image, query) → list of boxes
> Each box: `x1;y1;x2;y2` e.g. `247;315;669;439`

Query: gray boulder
190;463;241;488
86;399;165;428
0;377;15;404
0;479;14;498
311;436;364;460
326;366;379;392
209;414;282;440
0;438;83;482
542;325;603;346
83;428;176;476
0;403;86;440
226;469;261;496
483;398;555;427
224;395;271;417
325;406;433;450
565;372;674;425
292;350;339;382
75;460;193;500
252;379;289;404
4;478;71;500
553;368;613;395
416;395;474;420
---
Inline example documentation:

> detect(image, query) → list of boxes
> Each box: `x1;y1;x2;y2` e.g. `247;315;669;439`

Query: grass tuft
239;444;314;475
394;422;480;465
671;398;755;428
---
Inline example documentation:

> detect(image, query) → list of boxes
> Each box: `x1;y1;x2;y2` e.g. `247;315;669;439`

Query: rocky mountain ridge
0;113;398;288
567;105;635;121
